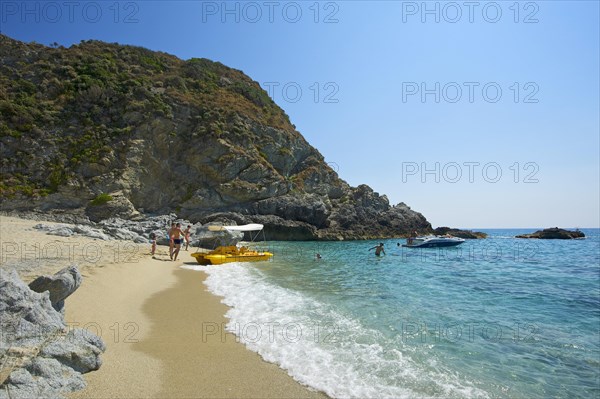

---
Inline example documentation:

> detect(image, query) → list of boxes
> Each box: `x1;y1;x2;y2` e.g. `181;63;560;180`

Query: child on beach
150;233;157;258
184;225;192;251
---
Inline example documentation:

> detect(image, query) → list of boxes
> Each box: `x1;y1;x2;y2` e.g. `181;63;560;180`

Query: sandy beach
0;216;324;398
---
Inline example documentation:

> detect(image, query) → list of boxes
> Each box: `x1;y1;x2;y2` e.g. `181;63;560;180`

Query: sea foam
199;263;489;399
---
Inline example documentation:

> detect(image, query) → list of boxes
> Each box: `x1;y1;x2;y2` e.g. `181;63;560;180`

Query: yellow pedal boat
191;245;273;265
191;224;273;265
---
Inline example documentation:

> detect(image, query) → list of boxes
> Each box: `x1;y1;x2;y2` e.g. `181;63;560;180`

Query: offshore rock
516;227;585;239
433;227;488;239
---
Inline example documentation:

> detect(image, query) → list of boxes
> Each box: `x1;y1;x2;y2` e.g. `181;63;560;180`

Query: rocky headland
516;227;585;239
0;35;431;240
432;227;487;239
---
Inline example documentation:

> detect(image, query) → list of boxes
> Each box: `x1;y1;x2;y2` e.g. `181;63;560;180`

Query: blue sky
2;1;599;228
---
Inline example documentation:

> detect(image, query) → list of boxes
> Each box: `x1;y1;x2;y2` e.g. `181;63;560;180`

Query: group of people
149;222;192;261
148;227;414;260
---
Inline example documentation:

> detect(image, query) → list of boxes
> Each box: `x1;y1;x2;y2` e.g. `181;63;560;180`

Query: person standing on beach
171;223;185;261
369;243;385;256
183;225;192;251
150;233;157;258
168;222;176;260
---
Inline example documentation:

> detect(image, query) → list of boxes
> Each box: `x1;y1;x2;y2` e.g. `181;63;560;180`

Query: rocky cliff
0;35;431;240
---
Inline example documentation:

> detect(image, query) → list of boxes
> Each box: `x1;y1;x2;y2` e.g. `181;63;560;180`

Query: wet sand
66;259;324;398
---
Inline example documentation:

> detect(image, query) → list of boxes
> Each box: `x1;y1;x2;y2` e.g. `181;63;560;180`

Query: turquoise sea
189;229;600;398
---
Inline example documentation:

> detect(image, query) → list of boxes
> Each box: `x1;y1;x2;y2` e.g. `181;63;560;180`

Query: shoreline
65;260;325;398
139;267;325;398
0;216;324;398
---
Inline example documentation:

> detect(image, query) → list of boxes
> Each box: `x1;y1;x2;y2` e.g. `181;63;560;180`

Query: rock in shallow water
516;227;585;239
432;227;488;239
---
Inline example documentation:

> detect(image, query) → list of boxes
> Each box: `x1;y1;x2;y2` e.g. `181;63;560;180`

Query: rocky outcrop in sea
516;227;585;239
0;266;105;399
432;227;487;239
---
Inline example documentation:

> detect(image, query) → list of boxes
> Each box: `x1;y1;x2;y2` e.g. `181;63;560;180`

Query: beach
3;215;599;398
0;216;324;398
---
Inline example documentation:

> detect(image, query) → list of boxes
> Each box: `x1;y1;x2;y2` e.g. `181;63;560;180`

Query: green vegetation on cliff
0;36;292;198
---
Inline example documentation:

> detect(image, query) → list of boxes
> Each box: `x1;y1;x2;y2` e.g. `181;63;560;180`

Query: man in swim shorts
168;222;176;260
368;243;385;256
171;223;184;261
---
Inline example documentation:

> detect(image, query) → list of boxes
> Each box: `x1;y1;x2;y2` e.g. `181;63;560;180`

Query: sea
184;229;600;398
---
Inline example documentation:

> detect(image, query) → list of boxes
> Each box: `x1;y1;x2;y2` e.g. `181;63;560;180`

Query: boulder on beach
516;227;585;239
0;267;105;399
34;223;111;241
28;265;82;313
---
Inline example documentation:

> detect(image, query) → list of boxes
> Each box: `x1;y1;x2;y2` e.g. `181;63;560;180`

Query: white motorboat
402;235;466;248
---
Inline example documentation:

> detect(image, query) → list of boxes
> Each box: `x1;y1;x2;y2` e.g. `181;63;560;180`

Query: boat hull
402;241;464;248
191;252;210;265
191;251;273;265
205;252;273;265
402;236;466;248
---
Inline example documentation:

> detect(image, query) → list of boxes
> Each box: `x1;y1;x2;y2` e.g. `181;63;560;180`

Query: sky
1;0;599;228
